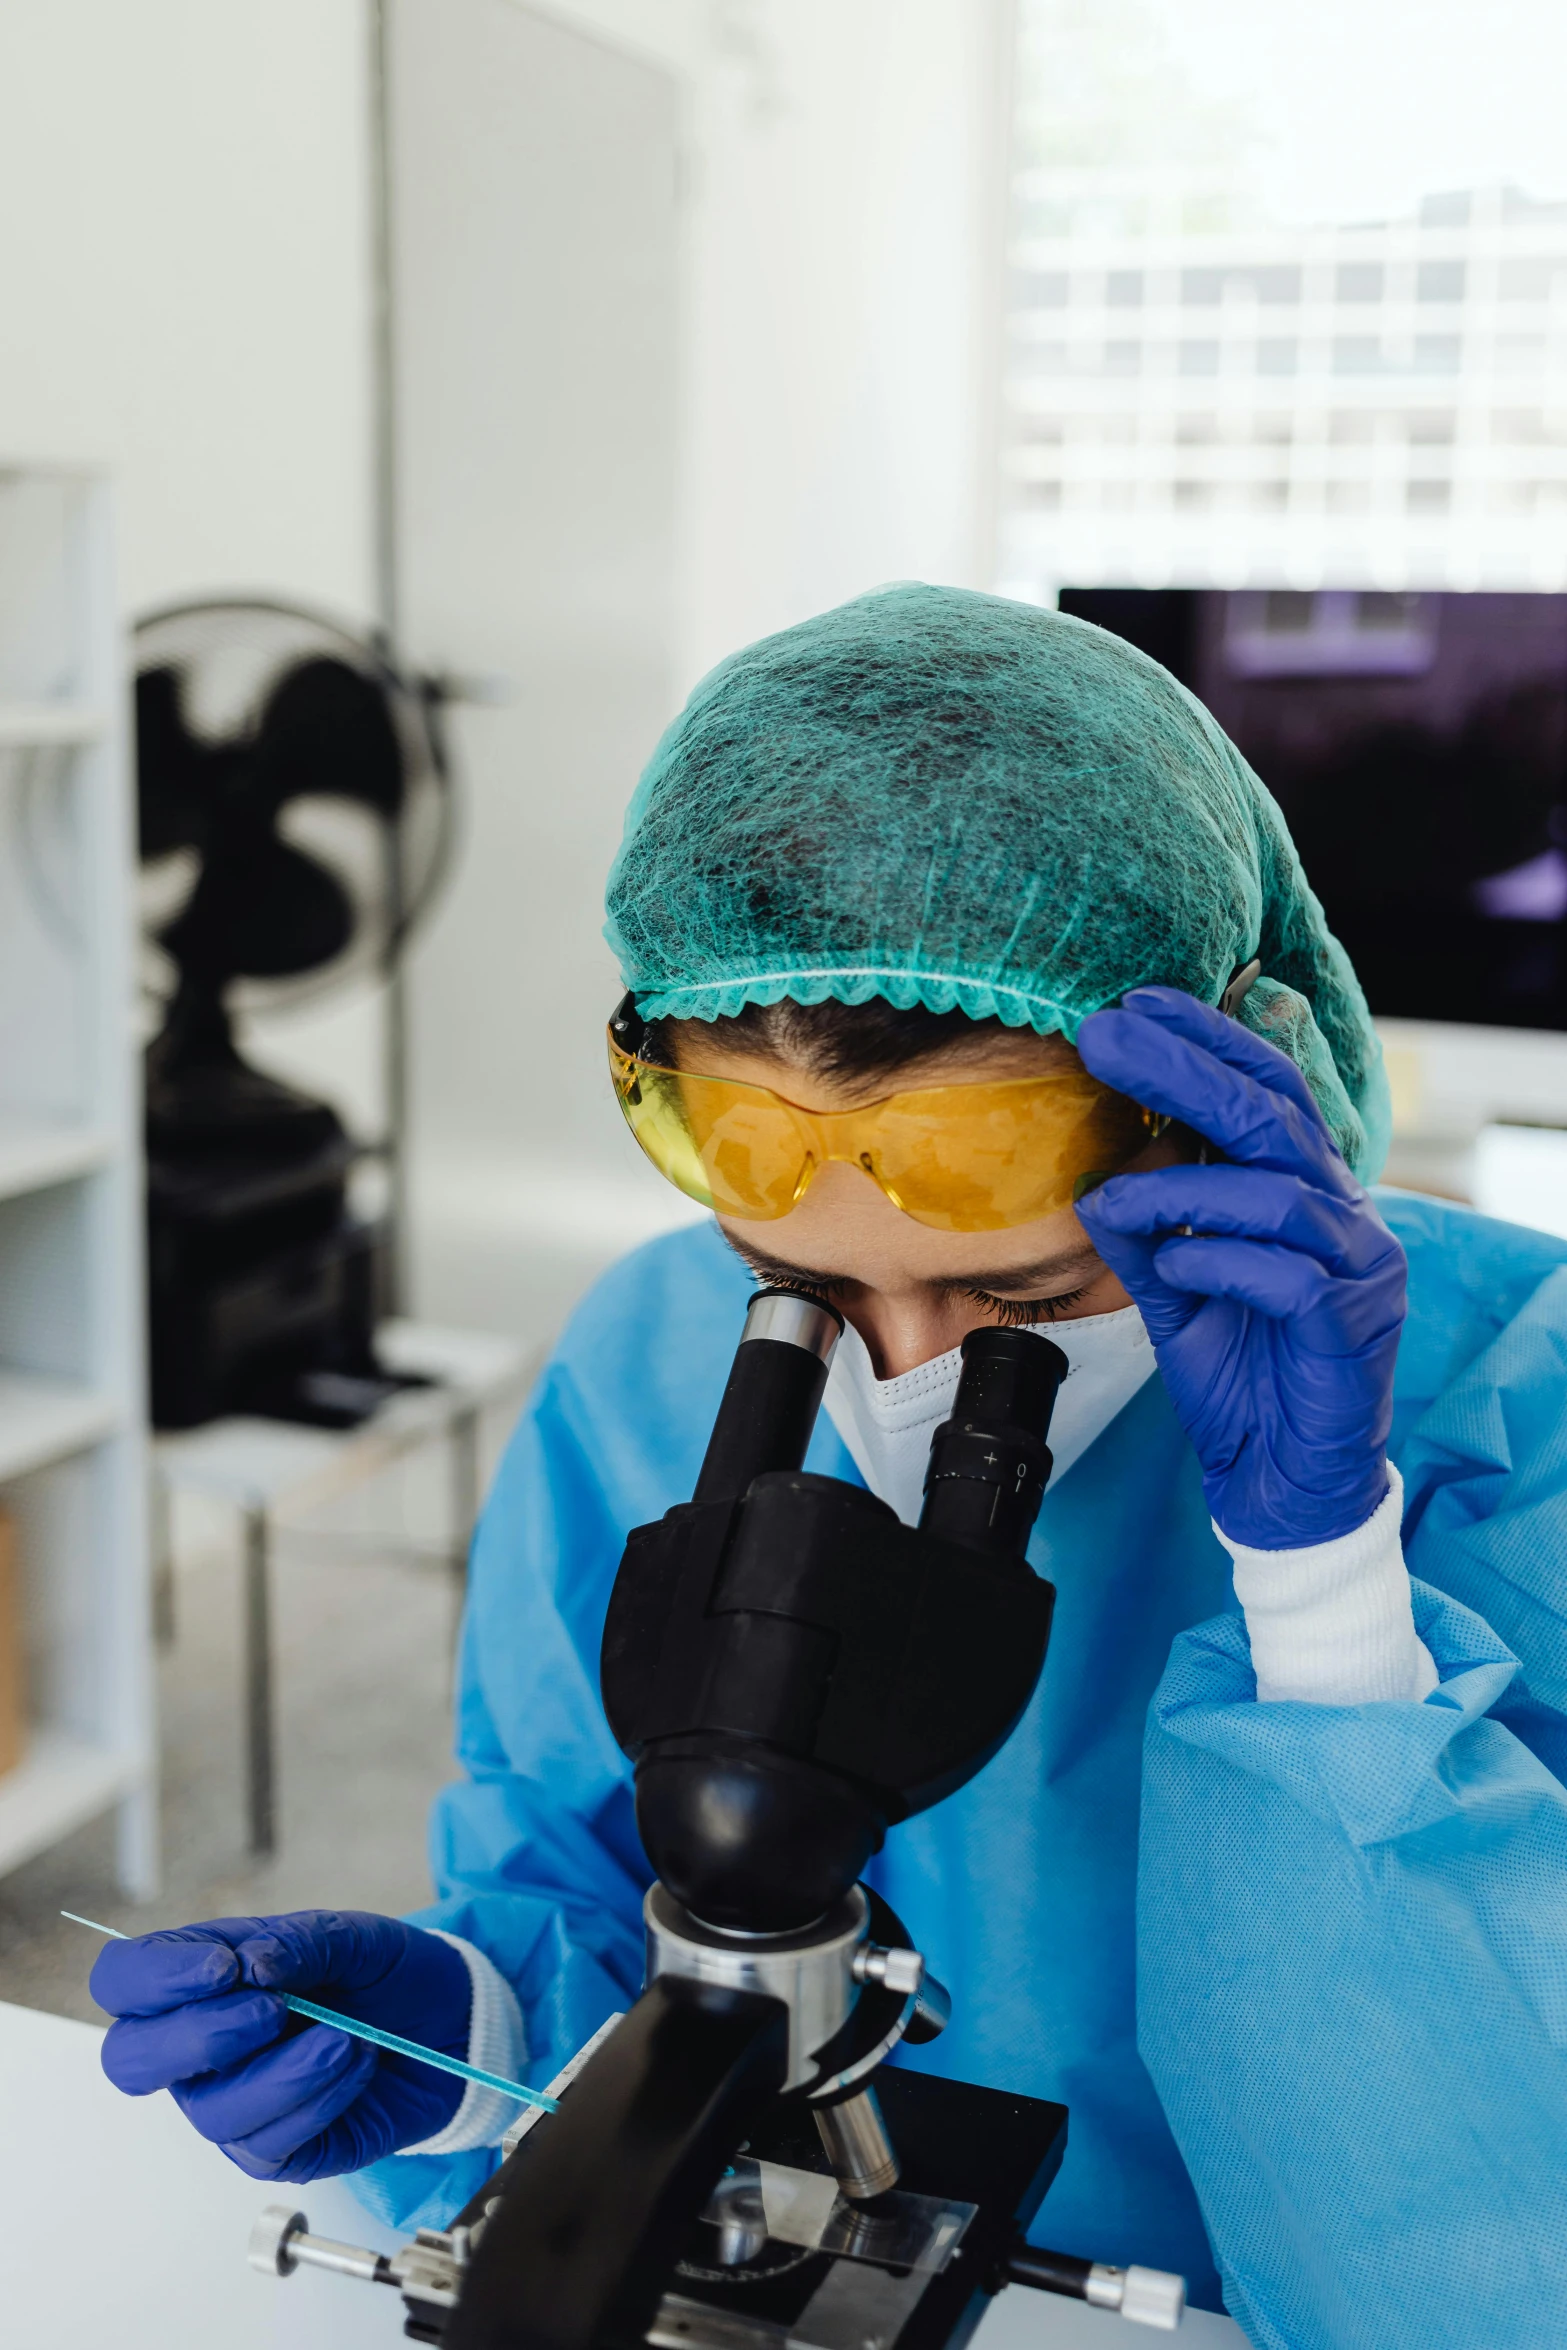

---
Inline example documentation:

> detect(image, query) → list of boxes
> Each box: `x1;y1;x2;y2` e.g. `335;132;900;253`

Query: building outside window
999;2;1567;599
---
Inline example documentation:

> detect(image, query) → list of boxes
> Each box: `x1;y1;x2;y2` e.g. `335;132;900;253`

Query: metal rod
243;1505;274;1856
368;0;399;648
368;0;410;1316
150;1475;175;1649
450;1402;480;1587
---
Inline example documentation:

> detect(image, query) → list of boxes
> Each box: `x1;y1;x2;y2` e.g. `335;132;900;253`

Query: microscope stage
649;2066;1068;2350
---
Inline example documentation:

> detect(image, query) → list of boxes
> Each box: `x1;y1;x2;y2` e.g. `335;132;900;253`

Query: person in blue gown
92;590;1567;2350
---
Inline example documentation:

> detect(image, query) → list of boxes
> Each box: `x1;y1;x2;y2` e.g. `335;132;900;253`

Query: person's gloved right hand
92;1909;472;2183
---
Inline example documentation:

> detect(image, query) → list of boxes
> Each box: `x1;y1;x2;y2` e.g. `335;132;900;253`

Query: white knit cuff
398;1931;528;2156
1216;1467;1440;1706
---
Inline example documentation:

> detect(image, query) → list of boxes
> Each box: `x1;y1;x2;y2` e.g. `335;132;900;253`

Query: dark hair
650;996;1017;1087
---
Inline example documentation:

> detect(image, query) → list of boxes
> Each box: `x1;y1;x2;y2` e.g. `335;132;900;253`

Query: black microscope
251;1289;1186;2345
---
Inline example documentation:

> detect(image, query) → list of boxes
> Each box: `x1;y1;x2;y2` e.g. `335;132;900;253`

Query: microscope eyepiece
919;1327;1067;1556
692;1287;843;1506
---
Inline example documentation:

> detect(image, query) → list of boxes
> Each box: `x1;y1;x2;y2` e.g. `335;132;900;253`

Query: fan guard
134;596;451;1027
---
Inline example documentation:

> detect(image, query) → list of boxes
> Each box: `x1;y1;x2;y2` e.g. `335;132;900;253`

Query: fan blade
249;656;407;819
136;666;241;857
159;826;355;984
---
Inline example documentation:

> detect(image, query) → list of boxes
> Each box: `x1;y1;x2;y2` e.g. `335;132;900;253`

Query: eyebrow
721;1234;1102;1297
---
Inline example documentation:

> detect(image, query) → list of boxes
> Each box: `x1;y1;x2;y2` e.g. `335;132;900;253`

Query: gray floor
0;1513;462;2025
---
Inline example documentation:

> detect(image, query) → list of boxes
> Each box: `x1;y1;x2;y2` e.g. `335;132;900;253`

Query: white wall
0;1;382;1136
680;0;1014;677
0;0;373;619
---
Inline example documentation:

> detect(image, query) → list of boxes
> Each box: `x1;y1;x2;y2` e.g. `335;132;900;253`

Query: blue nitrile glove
1075;986;1406;1549
92;1910;471;2183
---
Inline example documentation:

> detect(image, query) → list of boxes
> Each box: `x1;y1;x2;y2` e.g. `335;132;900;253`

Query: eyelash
754;1273;842;1307
749;1272;1092;1328
964;1284;1090;1326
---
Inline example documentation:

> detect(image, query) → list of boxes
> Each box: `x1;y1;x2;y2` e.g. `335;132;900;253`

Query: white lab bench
0;1999;1246;2349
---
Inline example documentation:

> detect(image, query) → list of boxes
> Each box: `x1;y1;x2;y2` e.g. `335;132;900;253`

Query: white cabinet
0;463;155;1894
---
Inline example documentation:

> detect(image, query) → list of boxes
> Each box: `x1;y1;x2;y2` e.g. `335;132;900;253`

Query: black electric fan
134;598;452;1429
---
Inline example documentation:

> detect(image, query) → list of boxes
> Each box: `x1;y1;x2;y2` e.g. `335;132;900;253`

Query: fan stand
146;978;344;1159
144;980;429;1431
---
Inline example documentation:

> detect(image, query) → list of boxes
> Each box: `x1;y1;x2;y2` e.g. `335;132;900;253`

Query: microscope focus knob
1119;2267;1189;2330
1006;2241;1187;2331
852;1942;951;2041
249;2207;308;2278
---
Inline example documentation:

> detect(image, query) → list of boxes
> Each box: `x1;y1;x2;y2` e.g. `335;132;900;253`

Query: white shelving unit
0;463;155;1893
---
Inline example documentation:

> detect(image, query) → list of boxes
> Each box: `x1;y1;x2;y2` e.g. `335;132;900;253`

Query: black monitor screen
1057;588;1567;1032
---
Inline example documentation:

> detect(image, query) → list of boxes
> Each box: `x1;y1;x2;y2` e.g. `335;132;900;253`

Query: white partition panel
390;0;692;1344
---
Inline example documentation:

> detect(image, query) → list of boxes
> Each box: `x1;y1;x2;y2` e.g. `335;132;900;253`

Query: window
1016;270;1070;308
1497;335;1547;374
1498;258;1557;300
1413;335;1462;374
1326;482;1372;512
1254;414;1293;445
1017;339;1070;375
1491;408;1545;443
1101;413;1137;444
1104;339;1141;375
1336;262;1384;303
1416;259;1466;303
1251;481;1290;510
1175;414;1218;444
1258;338;1298;376
1022;479;1063;510
1173;481;1214;509
1329;411;1375;443
1333;336;1381;374
1106;270;1143;308
1180;263;1303;306
1406;410;1456;443
1407;479;1451;512
1420;192;1472;227
1179;339;1220;376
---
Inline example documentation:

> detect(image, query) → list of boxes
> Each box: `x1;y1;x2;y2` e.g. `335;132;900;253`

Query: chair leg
151;1477;176;1649
449;1404;481;1592
243;1505;276;1856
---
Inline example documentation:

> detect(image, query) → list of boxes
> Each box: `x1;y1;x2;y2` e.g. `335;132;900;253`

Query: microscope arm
446;1977;789;2350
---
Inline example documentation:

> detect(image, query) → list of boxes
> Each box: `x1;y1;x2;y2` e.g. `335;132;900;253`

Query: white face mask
821;1308;1156;1527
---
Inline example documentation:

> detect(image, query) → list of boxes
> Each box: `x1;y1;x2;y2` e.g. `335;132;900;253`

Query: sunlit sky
1143;0;1567;226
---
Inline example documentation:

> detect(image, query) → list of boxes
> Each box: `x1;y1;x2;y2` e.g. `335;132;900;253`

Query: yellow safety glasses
608;1014;1164;1234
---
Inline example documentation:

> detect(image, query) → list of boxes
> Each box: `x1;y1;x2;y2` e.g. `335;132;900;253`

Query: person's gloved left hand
92;1910;471;2183
1075;986;1406;1549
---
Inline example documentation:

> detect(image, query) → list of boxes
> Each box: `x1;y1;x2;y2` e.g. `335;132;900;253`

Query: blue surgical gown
358;1190;1567;2350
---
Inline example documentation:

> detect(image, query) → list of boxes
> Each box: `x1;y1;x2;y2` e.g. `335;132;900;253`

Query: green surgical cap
605;583;1390;1180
